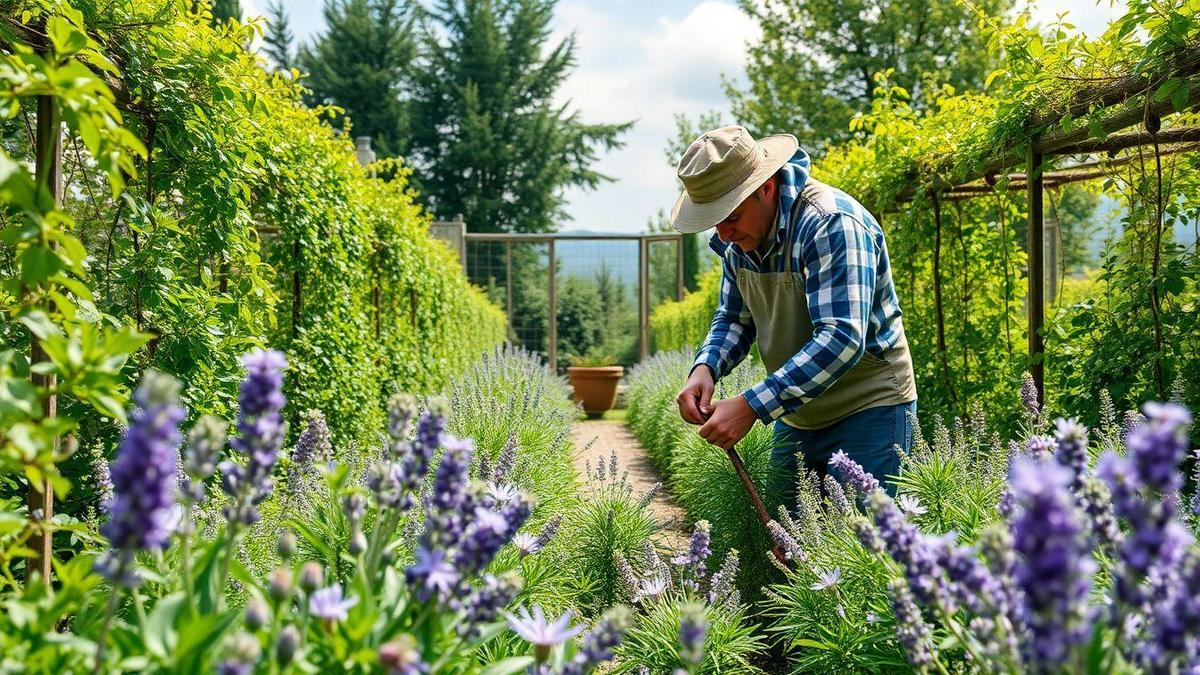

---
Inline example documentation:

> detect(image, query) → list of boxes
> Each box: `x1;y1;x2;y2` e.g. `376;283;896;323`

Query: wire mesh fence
462;233;683;371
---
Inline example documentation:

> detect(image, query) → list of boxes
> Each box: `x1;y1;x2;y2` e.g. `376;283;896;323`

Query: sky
247;0;1127;233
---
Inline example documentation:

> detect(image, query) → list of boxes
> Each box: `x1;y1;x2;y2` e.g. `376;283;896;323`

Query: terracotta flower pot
567;366;624;416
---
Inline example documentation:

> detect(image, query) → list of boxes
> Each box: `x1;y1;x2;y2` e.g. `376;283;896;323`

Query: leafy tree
556;275;605;364
728;0;1012;150
209;0;242;24
1052;184;1100;272
406;0;631;233
263;0;296;72
298;0;417;158
664;112;726;290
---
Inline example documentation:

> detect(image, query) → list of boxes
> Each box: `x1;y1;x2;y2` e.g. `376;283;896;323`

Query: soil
571;418;690;552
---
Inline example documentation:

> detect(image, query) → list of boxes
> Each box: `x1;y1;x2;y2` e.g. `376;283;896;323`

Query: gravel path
572;419;690;551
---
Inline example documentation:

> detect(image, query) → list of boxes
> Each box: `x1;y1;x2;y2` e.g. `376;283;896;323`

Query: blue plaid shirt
693;148;907;424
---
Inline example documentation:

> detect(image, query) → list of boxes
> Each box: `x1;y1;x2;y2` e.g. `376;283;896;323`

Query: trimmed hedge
5;2;505;474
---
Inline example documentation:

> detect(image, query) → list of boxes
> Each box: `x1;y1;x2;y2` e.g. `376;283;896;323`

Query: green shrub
613;597;766;674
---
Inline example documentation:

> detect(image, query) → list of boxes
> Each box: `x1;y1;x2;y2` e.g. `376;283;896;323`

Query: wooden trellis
889;48;1200;404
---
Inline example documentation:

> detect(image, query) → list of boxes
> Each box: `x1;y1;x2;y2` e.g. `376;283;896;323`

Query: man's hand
676;366;715;425
698;395;758;450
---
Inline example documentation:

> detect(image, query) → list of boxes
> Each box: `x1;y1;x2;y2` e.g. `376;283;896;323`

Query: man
671;126;917;500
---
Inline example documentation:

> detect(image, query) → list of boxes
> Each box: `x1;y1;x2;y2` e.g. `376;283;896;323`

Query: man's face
713;178;777;254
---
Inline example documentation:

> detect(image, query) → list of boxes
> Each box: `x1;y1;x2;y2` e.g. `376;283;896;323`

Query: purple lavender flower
504;605;585;663
394;402;448;509
1143;550;1200;669
1193;448;1200;516
767;520;804;561
456;506;512;576
1099;403;1193;616
1053;418;1089;491
491;432;518;484
1026;435;1056;459
97;371;186;586
867;491;946;608
614;551;640;601
672;520;711;590
182;415;226;502
853;517;885;556
1020;372;1040;421
221;349;287;525
824;475;852;516
1009;456;1092;669
707;549;741;609
1080;476;1120;549
1127;402;1191;494
562;605;632;675
92;455;113;512
456;572;520;638
309;584;358;623
829;450;881;495
888;578;933;667
534;513;563;550
287;410;330;493
425;435;475;549
678;602;707;666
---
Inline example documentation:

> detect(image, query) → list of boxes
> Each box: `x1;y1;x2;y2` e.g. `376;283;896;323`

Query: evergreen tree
263;0;295;72
729;0;1012;150
406;0;631;233
209;0;242;25
298;0;416;158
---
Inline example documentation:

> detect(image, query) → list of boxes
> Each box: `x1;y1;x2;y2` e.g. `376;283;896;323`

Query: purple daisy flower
504;605;585;662
309;583;358;623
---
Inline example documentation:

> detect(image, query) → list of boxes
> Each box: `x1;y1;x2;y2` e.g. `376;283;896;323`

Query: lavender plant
822;401;1199;674
16;348;638;674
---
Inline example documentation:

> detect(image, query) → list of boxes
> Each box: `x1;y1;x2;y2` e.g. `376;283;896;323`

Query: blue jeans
769;400;916;507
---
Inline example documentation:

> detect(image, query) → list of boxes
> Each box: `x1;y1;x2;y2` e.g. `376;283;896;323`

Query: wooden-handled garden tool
721;443;789;565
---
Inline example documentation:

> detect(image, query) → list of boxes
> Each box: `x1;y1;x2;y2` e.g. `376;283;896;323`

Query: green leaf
143;592;185;659
20;246;64;285
479;657;536;675
46;16;88;57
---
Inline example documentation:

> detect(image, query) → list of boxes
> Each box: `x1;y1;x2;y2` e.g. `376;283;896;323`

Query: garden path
572;419;689;552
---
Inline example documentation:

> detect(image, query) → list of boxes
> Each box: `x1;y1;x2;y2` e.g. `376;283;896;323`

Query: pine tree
210;0;242;25
298;0;416;158
406;0;631;233
263;0;295;72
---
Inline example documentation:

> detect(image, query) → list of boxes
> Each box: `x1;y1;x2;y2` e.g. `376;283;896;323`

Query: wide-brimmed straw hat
670;125;798;234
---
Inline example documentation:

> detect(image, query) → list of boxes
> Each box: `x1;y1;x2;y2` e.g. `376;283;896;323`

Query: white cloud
553;1;760;232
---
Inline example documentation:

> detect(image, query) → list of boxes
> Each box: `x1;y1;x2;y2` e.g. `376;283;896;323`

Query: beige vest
735;182;917;430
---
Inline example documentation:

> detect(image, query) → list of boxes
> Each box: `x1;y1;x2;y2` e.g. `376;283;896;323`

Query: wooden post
547;240;557;371
505;240;514;341
1026;144;1046;402
27;93;62;582
638;237;649;360
675;235;685;301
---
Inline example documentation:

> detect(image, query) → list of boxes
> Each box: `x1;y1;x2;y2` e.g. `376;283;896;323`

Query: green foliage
729;0;1011;150
298;0;416;158
405;0;631;231
208;0;242;25
1;0;505;528
613;598;766;674
262;0;295;72
562;459;657;615
625;351;785;598
650;266;721;355
555;275;605;368
653;1;1200;436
